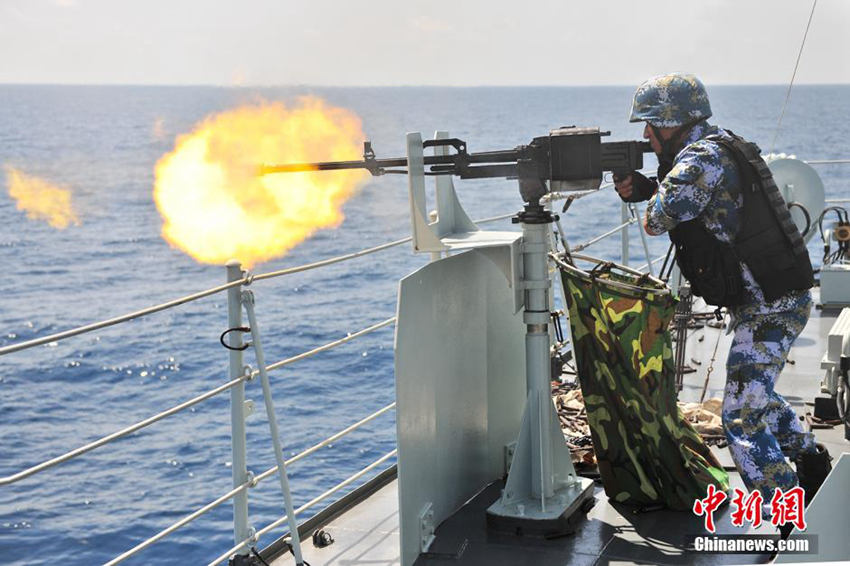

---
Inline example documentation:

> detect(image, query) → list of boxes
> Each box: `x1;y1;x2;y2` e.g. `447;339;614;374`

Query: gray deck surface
273;290;850;566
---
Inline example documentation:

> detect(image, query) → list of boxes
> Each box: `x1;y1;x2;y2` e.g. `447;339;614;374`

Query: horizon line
1;81;849;89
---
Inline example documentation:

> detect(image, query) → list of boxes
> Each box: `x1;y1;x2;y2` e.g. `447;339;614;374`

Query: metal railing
207;449;398;566
105;405;396;566
544;183;654;273
0;202;649;565
807;159;850;165
0;239;407;564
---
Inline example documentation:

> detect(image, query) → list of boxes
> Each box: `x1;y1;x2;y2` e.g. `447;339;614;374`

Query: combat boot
794;443;832;505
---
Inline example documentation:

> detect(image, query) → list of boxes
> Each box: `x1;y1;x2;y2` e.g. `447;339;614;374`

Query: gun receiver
260;127;652;199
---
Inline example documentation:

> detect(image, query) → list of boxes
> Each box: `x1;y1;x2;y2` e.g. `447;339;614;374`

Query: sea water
0;84;848;565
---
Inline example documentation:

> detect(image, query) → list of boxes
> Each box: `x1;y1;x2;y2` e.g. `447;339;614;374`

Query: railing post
242;292;305;565
630;203;655;277
620;201;630;266
226;260;252;556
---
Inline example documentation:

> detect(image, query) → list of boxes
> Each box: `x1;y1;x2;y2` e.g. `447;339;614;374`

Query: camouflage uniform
642;112;817;511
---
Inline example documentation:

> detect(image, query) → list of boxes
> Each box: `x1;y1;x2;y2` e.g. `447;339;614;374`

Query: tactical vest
668;131;814;306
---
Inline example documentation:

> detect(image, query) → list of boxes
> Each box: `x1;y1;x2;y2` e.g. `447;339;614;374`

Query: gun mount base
486;477;595;538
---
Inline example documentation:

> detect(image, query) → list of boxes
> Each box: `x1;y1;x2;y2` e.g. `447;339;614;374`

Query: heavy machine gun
260;126;651;208
262;126;654;540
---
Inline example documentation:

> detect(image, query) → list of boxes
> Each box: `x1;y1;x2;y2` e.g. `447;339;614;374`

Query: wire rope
769;0;818;154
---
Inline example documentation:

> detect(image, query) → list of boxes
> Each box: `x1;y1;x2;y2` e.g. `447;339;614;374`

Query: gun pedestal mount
484;172;595;538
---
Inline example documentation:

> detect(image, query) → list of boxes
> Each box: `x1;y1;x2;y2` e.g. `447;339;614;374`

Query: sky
0;0;848;86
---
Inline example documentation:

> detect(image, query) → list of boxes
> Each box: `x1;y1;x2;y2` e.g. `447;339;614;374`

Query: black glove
614;171;658;203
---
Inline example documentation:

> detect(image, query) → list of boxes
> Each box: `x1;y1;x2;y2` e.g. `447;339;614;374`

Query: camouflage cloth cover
558;258;729;509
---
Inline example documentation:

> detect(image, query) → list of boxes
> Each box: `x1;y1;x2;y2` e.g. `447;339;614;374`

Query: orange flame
153;98;368;268
4;166;81;229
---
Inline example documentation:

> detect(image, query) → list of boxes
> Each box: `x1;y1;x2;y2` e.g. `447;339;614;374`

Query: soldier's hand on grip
614;171;657;203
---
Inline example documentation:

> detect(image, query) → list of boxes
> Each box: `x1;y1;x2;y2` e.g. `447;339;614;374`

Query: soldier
614;72;832;523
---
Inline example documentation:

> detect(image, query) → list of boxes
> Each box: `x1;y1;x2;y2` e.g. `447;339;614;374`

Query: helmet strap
650;118;705;162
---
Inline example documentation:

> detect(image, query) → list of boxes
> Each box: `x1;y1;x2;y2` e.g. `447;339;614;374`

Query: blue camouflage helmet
629;73;712;128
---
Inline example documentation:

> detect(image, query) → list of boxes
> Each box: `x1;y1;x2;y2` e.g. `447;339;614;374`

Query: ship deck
268;289;850;566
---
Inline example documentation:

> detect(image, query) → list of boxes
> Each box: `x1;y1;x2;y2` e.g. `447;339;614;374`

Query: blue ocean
0;85;848;565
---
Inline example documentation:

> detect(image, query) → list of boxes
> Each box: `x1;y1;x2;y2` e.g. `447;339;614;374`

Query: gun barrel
259;150;524;177
259;158;407;175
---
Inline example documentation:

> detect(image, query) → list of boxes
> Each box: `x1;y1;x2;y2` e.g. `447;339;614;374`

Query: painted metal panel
394;248;525;566
775;452;850;562
820;264;850;306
